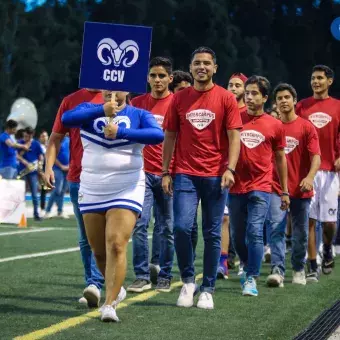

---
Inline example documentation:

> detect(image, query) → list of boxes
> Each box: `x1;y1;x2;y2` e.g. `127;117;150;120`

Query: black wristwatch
281;192;290;196
227;167;236;176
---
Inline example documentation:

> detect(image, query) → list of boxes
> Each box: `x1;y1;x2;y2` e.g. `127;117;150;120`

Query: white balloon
8;98;38;130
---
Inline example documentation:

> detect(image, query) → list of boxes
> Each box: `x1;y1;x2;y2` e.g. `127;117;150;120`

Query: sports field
1;215;340;340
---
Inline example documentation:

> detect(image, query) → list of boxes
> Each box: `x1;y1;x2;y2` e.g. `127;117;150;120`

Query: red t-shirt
239;105;247;115
131;93;173;175
296;96;340;171
272;116;320;198
164;85;242;176
52;89;103;182
230;112;286;194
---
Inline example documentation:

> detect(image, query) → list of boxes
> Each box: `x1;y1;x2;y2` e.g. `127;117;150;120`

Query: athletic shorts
78;175;145;215
310;170;339;223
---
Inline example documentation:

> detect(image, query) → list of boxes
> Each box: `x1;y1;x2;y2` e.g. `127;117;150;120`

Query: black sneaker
322;247;335;275
127;279;152;293
155;278;171;292
306;262;319;283
149;263;160;285
228;257;236;270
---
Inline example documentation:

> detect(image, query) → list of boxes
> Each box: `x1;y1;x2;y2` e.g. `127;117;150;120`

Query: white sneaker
176;283;196;308
58;212;69;219
78;296;87;305
197;292;214;310
335;245;340;255
113;287;126;307
44;212;52;219
83;284;101;308
100;305;119;322
292;270;306;285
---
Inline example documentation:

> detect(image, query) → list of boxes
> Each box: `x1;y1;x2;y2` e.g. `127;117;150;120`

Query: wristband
162;171;171;178
281;192;289;196
227;167;236;176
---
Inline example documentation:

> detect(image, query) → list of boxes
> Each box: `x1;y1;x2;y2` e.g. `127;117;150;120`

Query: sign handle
108;91;116;124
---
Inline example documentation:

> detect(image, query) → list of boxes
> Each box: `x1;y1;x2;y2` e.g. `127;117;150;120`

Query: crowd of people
2;45;340;323
0;124;70;220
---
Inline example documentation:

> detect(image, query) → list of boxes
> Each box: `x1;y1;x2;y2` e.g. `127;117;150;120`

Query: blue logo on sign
331;17;340;41
79;22;152;93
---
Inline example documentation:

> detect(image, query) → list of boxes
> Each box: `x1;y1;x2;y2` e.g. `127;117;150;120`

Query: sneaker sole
83;291;100;308
197;304;214;310
292;280;307;285
127;284;152;293
306;278;319;283
101;316;119;322
242;291;258;297
176;301;194;308
156;288;171;293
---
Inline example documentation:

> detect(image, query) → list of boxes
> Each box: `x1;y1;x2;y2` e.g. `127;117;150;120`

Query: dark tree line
1;0;340;132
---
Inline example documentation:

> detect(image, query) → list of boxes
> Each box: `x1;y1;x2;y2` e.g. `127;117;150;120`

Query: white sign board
0;179;26;224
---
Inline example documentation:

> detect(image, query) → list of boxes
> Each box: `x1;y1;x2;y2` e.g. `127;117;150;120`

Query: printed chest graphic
92;116;131;135
308;112;332;129
154;114;164;127
240;129;265;149
186;109;215;130
285;136;299;154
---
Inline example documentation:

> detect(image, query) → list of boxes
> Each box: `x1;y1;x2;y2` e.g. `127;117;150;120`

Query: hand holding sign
103;92;118;120
104;122;118;139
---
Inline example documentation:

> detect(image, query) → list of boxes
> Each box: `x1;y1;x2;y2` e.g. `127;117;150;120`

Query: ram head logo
97;38;139;67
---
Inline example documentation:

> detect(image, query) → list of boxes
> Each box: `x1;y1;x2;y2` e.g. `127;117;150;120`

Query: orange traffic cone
18;213;27;228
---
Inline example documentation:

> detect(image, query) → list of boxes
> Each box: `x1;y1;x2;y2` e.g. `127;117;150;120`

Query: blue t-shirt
54;136;70;170
0;132;17;168
17;139;43;173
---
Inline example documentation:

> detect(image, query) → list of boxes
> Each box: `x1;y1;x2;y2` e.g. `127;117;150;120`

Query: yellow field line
15;273;203;340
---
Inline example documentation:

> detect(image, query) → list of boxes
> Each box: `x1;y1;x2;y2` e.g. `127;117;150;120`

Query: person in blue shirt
0;120;29;179
44;135;70;219
62;90;164;322
17;126;44;221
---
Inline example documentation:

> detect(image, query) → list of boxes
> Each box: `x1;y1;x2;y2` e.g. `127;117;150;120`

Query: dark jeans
26;172;40;218
229;191;271;277
173;174;227;293
132;172;174;281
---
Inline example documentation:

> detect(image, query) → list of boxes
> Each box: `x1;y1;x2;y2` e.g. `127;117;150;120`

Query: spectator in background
44;134;70;219
0;120;29;179
38;130;49;211
17;127;44;221
170;70;193;93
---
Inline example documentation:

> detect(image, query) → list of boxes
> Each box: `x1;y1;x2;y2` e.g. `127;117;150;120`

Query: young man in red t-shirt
296;65;340;281
44;89;105;307
266;83;321;288
162;47;242;309
229;76;289;297
216;72;248;280
127;57;175;294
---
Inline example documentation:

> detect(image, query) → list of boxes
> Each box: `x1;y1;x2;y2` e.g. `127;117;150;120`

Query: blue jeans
150;203;161;265
173;174;227;293
290;198;310;271
266;194;287;273
69;182;104;289
229;191;271;277
336;197;340;245
0;166;17;179
26;172;40;218
46;168;68;214
132;172;174;281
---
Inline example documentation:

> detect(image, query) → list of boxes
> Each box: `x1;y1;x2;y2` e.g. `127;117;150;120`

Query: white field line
0;235;151;264
0;227;62;236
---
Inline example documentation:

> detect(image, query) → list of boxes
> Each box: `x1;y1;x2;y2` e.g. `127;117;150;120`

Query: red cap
230;73;248;84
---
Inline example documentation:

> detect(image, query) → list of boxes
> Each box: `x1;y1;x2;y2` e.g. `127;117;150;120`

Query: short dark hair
191;46;217;64
170;70;193;91
149;57;173;75
245;75;271;97
24;126;34;135
39;129;48;136
273;83;297;101
312;65;334;79
5;119;18;130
